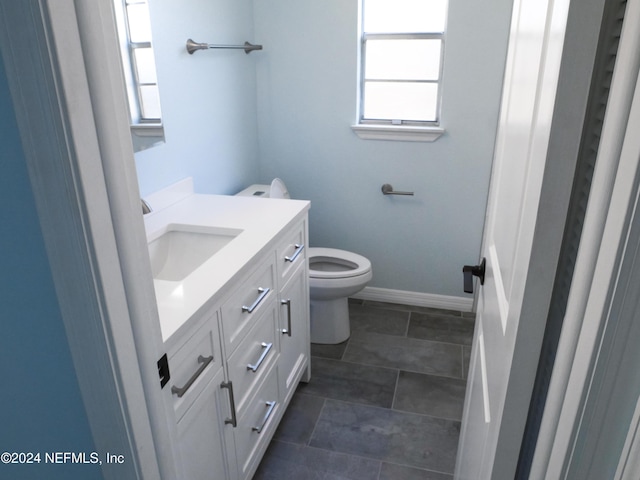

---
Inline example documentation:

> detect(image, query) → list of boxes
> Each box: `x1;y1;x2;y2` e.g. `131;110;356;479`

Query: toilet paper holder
381;184;414;196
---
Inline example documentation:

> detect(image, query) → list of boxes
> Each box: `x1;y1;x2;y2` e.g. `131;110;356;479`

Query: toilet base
310;297;351;344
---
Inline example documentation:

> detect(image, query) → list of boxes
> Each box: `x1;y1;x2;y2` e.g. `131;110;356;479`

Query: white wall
134;0;261;197
253;0;513;298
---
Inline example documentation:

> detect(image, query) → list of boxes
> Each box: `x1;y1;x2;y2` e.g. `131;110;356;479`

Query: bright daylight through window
360;0;447;127
116;0;162;124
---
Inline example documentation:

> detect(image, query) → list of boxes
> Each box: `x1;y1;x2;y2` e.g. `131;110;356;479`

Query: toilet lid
270;178;290;199
308;247;372;279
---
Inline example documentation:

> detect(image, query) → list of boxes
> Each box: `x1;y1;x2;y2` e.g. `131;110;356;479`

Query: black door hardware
463;258;486;294
157;353;170;388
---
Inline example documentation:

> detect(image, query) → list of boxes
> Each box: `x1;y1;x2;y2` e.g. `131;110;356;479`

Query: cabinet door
176;367;230;480
169;314;222;422
278;264;310;402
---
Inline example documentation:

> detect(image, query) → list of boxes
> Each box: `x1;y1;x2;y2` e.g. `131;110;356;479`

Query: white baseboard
352;286;474;313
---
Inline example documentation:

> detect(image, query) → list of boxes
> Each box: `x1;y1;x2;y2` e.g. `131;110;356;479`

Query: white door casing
531;0;640;474
0;1;176;478
454;0;572;477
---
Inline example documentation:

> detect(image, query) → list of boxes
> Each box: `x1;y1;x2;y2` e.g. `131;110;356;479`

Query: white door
454;0;572;477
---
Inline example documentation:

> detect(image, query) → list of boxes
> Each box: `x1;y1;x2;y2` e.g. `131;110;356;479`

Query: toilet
236;179;372;344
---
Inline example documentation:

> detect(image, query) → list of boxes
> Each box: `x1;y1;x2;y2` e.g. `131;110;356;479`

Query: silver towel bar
186;38;263;55
381;183;414;196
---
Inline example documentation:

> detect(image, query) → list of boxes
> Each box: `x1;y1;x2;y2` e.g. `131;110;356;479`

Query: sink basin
148;224;242;281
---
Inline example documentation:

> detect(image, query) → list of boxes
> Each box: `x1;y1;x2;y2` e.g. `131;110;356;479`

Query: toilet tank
235;179;290;199
235;184;272;197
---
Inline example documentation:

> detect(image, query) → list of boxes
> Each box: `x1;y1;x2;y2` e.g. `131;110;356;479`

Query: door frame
457;0;618;476
0;0;174;478
530;0;640;474
618;382;640;479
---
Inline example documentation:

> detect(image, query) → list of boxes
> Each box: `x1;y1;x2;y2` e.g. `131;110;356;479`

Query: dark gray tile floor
253;300;475;480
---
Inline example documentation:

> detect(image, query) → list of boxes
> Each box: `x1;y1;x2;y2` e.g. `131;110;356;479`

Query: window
115;0;162;125
354;0;447;141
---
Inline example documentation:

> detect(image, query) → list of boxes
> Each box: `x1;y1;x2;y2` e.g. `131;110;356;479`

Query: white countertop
144;192;310;342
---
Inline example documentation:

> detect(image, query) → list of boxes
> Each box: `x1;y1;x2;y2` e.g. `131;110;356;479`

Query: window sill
131;123;164;137
351;124;445;142
131;124;165;152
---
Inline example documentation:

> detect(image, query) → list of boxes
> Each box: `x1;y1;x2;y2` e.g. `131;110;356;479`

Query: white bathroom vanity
144;180;310;480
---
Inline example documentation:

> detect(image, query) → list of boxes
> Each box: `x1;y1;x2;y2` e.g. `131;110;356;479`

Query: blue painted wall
134;0;261;197
135;0;513;299
254;0;513;297
0;57;100;480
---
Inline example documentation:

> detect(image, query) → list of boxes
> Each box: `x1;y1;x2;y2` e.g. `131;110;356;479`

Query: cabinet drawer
227;305;278;418
169;314;222;421
234;366;281;479
276;220;307;285
221;257;275;355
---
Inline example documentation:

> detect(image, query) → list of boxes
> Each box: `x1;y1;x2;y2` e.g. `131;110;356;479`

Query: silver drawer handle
242;287;271;313
281;299;292;337
247;342;273;372
284;243;304;263
171;355;213;398
252;401;276;434
220;381;238;427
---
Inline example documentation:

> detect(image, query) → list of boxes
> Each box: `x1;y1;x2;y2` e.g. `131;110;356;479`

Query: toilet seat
235;181;373;344
308;247;372;279
270;178;290;199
